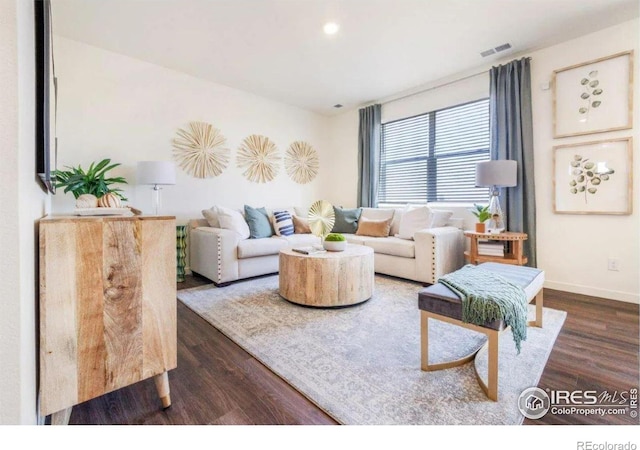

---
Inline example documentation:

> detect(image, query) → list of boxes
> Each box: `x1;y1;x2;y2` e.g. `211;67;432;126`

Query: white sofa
188;206;465;286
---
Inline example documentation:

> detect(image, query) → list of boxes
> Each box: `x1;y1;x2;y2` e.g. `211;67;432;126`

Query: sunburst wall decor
284;141;319;184
172;121;229;178
236;134;281;183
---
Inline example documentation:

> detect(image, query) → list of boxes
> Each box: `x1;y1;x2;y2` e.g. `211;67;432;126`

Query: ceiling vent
480;48;496;57
481;43;512;57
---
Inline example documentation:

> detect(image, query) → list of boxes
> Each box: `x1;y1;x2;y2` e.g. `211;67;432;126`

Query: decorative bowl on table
323;233;346;252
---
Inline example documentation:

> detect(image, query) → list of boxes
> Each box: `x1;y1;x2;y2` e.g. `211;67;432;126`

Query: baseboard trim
544;280;639;304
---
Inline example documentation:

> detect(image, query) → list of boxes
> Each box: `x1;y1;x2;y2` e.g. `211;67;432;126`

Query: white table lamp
137;161;176;215
475;160;517;233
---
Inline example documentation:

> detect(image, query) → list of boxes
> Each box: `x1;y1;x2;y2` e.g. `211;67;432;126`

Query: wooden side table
39;215;177;424
464;231;528;266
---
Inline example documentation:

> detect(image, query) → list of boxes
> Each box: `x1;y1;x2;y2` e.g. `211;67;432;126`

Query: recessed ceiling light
333;104;343;108
323;22;339;35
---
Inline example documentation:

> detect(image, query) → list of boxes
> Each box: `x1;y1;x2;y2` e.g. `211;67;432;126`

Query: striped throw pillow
272;210;294;236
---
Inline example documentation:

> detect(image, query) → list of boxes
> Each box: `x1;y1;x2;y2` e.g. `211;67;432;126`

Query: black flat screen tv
35;0;56;194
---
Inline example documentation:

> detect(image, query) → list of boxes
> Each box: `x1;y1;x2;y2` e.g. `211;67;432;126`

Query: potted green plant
53;158;128;207
323;232;347;252
469;204;490;233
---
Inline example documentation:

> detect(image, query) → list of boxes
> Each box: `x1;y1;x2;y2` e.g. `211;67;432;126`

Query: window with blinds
379;98;490;205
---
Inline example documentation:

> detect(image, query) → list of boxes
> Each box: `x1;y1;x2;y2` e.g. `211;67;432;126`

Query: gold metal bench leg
487;331;499;401
535;290;543;328
527;289;544;328
420;311;429;371
421;311;483;372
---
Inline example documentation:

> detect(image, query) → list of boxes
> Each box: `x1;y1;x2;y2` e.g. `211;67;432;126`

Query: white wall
52;37;330;222
531;19;639;303
0;0;48;425
327;19;639;303
382;72;489;124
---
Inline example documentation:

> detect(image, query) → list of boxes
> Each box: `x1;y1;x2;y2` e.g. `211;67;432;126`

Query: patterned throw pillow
272;210;294;236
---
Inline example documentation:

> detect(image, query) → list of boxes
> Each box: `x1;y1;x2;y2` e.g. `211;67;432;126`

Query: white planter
323;240;346;252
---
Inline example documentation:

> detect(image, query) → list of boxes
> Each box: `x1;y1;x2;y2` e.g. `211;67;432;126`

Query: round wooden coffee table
279;244;374;308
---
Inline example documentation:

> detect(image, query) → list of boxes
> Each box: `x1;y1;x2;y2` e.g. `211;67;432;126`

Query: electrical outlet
608;258;620;271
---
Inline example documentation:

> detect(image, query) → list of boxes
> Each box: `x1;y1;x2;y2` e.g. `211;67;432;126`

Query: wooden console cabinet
39;215;177;424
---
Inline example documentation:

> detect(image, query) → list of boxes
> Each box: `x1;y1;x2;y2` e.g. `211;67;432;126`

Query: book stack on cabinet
477;240;505;257
463;231;528;266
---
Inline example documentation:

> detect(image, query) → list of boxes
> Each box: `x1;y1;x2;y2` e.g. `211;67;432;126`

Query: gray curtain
489;58;536;267
357;104;381;207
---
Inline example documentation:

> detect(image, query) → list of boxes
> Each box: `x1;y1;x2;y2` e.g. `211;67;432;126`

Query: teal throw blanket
438;264;528;353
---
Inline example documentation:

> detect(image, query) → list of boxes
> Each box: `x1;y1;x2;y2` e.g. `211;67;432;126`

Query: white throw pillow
216;206;250;240
395;206;430;240
429;209;453;228
201;206;220;228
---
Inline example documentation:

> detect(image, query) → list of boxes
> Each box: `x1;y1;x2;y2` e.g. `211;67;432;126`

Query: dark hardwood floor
68;274;639;426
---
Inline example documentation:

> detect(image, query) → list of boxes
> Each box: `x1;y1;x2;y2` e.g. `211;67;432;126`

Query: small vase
475;222;486;233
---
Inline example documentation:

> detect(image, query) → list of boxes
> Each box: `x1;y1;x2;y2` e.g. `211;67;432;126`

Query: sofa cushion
332;206;362;233
342;234;368;245
430;209;454;228
292;214;311;234
356;217;393;237
217;206;250;240
364;237;415;258
360;207;395;223
395;206;430;240
389;208;404;236
237;237;287;259
244;205;274;239
281;234;321;247
272;210;294;236
202;206;220;228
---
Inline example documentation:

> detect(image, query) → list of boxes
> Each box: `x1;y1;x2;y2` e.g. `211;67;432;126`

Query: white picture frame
553;137;633;215
553;51;634;138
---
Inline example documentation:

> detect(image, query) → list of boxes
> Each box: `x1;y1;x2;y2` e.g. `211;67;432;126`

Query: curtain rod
381;56;532;106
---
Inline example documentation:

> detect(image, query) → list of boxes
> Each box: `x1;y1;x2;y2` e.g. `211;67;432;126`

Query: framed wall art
552;51;633;138
553;137;632;215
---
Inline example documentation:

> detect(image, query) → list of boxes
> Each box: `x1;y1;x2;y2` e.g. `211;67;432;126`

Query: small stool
418;262;544;401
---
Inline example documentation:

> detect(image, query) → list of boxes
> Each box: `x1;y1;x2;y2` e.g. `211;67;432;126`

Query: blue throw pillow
272;210;294;236
244;205;273;239
332;206;362;233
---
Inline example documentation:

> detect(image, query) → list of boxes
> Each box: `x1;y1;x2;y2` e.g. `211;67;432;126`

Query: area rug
177;275;566;425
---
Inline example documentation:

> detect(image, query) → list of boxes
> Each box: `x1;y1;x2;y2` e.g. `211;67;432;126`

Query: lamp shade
475;160;517;187
137;161;176;185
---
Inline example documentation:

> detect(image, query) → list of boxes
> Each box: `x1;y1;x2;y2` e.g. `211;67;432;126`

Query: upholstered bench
418;262;544;401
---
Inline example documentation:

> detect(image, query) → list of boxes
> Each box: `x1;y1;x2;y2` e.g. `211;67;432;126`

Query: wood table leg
154;371;171;409
50;407;72;425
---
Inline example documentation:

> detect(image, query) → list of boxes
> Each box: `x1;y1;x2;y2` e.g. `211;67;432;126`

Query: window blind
379;98;490;205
